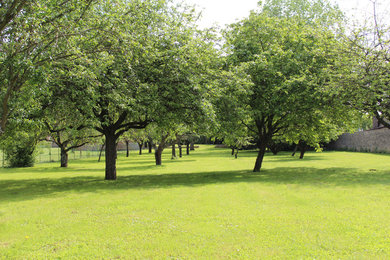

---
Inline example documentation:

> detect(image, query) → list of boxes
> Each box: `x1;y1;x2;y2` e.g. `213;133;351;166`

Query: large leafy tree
224;1;350;172
122;129;147;156
54;0;217;180
57;0;163;180
334;1;390;129
0;0;96;134
41;100;101;168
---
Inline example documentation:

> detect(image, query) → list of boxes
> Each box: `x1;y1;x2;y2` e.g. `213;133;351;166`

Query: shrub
2;130;39;168
4;143;36;167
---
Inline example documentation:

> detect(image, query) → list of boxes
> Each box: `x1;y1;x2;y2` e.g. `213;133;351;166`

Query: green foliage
0;0;96;133
34;0;220;177
260;0;343;26
55;0;218;135
4;141;36;168
212;68;253;149
0;94;43;167
1;127;40;168
222;0;357;171
332;1;390;129
122;129;147;144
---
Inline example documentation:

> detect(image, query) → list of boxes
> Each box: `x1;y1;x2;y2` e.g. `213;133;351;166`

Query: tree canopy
223;0;354;172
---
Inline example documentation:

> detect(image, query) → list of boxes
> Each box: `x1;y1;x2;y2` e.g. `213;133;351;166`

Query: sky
178;0;390;28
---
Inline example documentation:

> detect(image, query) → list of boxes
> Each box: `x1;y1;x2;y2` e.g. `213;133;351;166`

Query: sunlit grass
1;146;389;258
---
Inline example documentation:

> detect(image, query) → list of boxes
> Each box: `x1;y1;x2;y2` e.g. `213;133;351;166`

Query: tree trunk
235;149;239;159
148;141;152;153
299;145;306;159
186;143;190;155
292;144;298;156
126;140;129;157
231;147;235;155
190;142;195;151
171;143;176;159
253;143;267;172
155;135;168;165
60;148;68;168
155;146;163;165
138;142;143;155
98;144;105;162
178;144;182;158
105;131;117;180
269;144;279;155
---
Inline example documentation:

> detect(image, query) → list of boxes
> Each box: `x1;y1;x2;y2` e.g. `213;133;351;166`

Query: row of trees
1;0;389;178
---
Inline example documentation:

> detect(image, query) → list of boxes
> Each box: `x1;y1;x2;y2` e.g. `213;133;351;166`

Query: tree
147;124;172;166
334;1;390;130
127;129;148;156
42;111;100;168
284;105;358;159
31;74;101;167
0;0;96;134
120;131;132;158
151;125;198;165
224;0;350;172
53;0;217;179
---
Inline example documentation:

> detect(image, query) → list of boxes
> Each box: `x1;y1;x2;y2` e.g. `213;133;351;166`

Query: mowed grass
0;146;390;259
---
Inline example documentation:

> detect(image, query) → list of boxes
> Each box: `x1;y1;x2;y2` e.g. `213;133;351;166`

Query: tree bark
148;141;152;153
268;143;279;155
190;142;195;151
231;147;235;155
186;142;190;155
138;142;143;155
60;148;68;168
155;146;163;165
253;143;267;172
299;145;306;159
235;149;239;159
178;144;182;158
98;144;105;162
171;143;176;159
292;144;298;156
125;140;130;157
105;131;117;180
155;134;170;165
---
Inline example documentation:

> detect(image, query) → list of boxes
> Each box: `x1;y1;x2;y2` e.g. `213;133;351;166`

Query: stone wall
328;127;390;153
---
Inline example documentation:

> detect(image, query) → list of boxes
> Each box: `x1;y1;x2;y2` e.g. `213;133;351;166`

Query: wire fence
36;145;103;164
0;142;140;167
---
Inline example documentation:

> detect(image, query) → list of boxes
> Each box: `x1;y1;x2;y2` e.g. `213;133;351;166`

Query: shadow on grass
196;150;326;161
2;157;196;174
1;166;389;203
193;149;258;158
76;159;198;166
266;155;326;162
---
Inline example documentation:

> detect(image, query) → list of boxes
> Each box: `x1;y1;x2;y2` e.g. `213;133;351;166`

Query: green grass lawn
1;145;389;259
